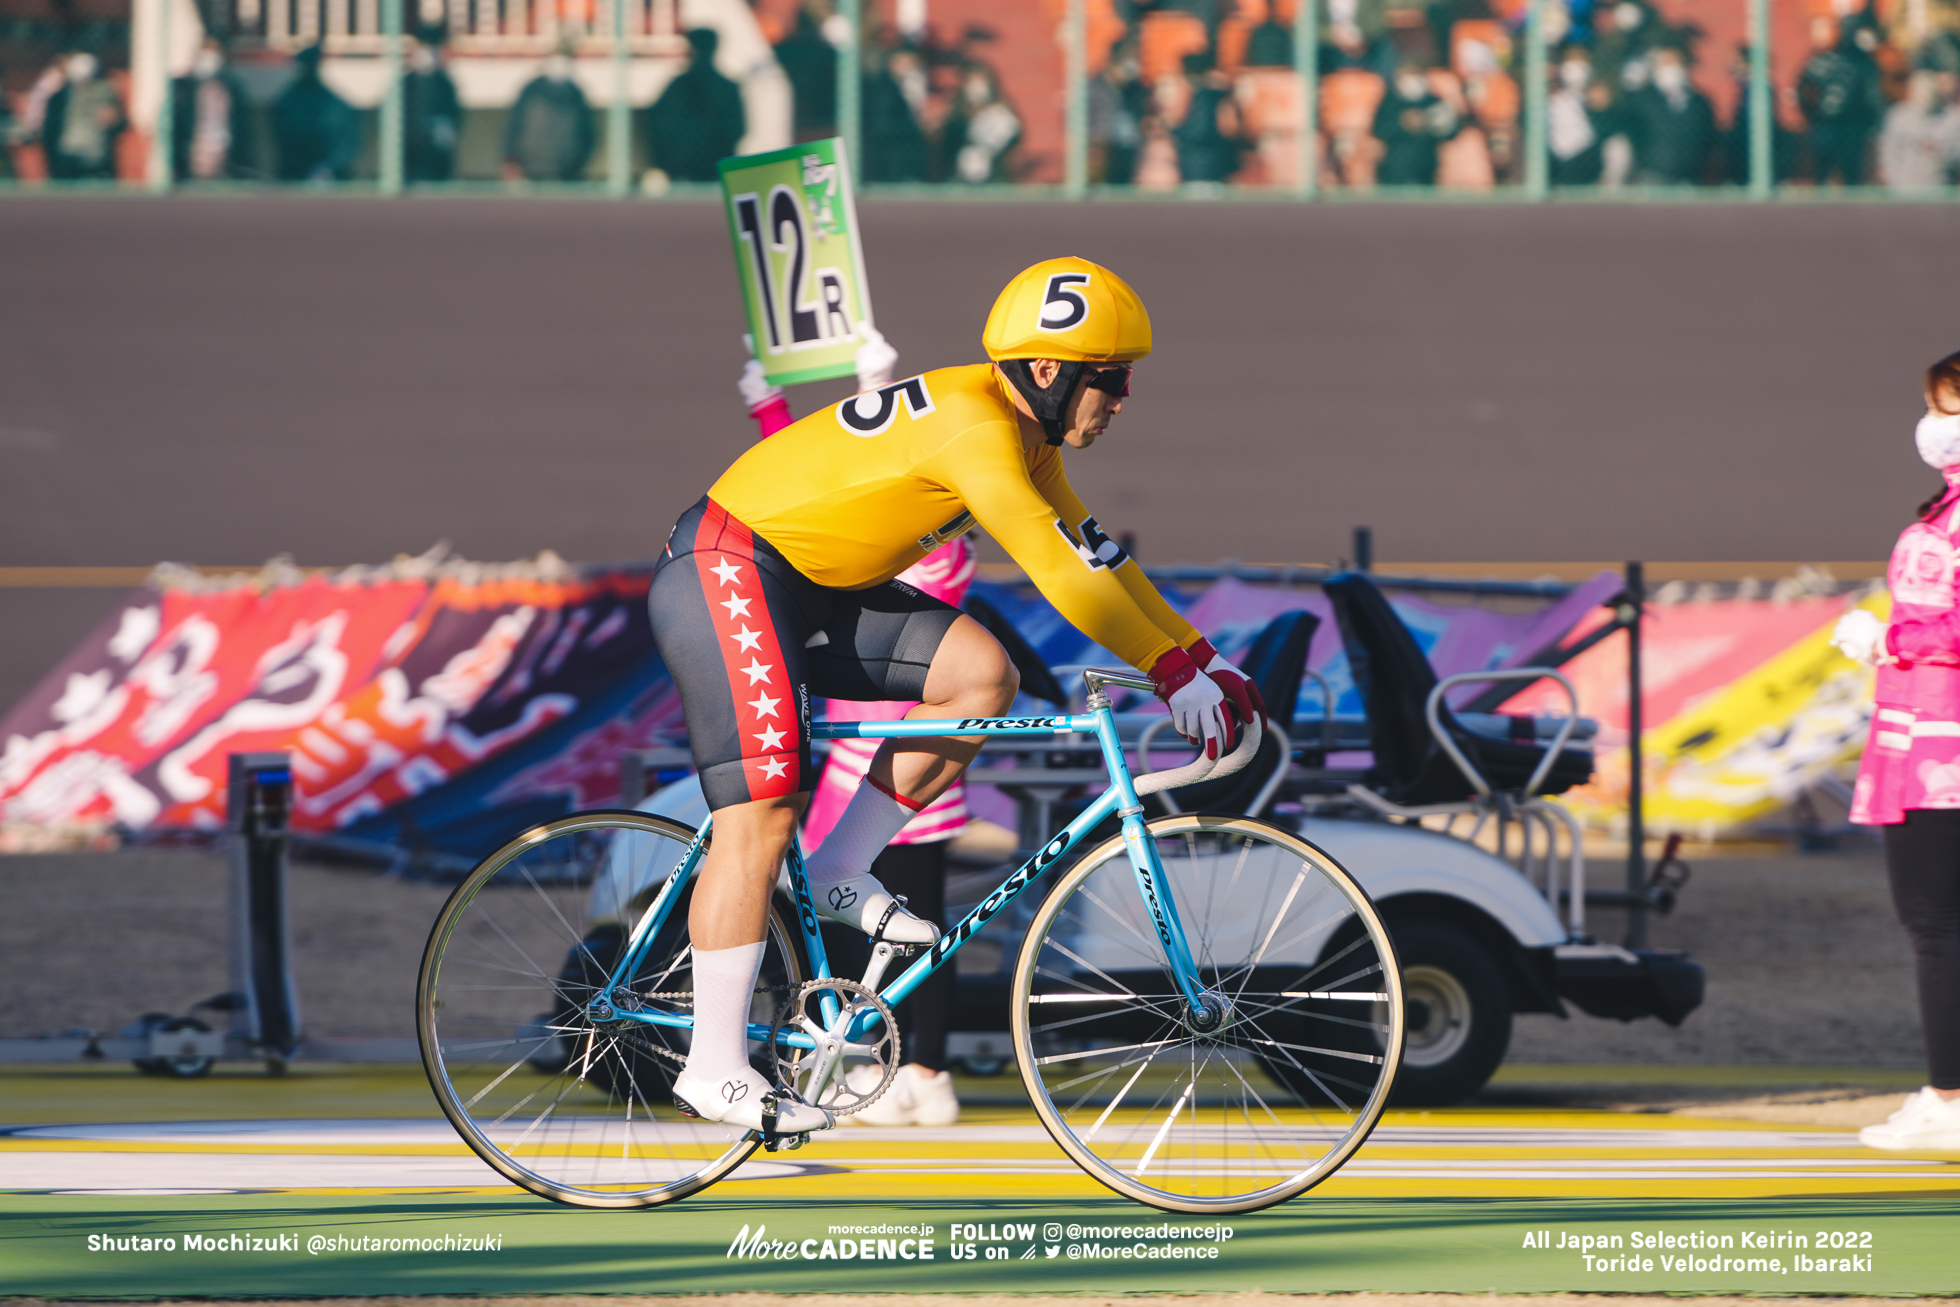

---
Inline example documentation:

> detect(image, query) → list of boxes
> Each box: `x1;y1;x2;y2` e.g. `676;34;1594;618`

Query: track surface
6;1109;1960;1200
5;1065;1955;1295
6;1107;1957;1296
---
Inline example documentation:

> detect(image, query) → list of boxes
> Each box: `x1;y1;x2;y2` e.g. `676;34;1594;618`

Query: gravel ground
1505;843;1922;1068
0;842;1927;1075
0;847;453;1041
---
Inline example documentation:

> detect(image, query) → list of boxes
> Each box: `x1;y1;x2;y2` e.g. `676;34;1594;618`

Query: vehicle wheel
1011;813;1403;1214
955;1054;1007;1077
131;1015;216;1078
418;810;806;1209
1382;917;1511;1107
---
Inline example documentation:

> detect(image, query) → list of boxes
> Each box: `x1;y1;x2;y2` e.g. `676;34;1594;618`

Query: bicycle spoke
1013;814;1400;1214
1072;882;1165;961
1036;938;1171;1007
1081;1057;1155;1141
420;812;795;1208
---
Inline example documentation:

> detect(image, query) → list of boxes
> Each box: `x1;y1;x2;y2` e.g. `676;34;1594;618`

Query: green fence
2;0;1955;197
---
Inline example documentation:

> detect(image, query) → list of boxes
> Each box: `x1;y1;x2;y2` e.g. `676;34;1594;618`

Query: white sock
807;775;921;889
685;941;766;1083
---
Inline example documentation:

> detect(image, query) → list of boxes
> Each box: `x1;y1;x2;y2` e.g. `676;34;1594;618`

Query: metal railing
239;0;686;54
7;0;1958;198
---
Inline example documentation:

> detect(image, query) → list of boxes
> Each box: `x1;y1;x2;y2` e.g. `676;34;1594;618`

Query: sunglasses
1083;365;1132;398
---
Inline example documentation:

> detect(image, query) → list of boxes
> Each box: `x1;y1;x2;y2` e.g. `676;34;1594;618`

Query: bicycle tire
418;809;806;1208
1010;812;1403;1214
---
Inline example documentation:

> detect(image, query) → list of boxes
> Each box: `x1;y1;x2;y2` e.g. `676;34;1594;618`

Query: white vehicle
942;571;1702;1107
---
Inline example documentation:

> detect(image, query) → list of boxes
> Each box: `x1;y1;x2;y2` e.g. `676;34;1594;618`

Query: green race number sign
718;138;873;387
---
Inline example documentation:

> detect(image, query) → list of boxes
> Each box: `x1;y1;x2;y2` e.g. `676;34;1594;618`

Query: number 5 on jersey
838;377;935;438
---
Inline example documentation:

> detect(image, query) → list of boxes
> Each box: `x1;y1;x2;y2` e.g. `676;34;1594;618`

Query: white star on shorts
720;594;753;619
710;558;743;587
758;757;790;780
749;691;781;719
740;658;773;685
754;726;787;751
731;626;763;652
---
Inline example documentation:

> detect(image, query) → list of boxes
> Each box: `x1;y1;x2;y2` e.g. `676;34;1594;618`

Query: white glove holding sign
1830;608;1889;668
736;335;784;414
855;321;898;393
1148;645;1235;761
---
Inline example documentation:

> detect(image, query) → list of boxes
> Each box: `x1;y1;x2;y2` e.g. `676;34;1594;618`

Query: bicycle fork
1091;701;1224;1034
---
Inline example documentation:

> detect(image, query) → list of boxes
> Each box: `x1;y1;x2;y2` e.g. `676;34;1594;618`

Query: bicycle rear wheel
1011;813;1403;1214
417;810;806;1208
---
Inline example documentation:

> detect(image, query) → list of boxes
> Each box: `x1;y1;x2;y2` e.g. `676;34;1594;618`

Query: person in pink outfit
736;327;970;1127
1839;348;1960;1151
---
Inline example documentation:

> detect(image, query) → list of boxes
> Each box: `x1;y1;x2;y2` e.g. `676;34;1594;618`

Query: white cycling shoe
812;873;940;945
671;1066;834;1136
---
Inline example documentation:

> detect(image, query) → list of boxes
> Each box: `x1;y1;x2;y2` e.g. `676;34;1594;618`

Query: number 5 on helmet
983;257;1151;446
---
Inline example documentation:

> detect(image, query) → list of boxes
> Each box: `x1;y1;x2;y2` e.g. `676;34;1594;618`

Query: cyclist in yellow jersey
648;257;1266;1133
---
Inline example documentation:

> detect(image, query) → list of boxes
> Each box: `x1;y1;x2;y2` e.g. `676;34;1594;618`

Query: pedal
671;1095;702;1120
761;1130;808;1153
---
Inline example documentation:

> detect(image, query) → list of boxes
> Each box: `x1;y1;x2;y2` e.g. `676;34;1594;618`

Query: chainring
766;978;900;1117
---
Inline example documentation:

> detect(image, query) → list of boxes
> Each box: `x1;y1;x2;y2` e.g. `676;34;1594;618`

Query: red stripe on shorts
694;499;800;799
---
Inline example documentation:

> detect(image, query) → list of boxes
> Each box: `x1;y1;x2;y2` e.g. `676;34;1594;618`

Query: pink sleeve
899;537;976;605
1888;504;1960;666
1888;613;1960;665
751;394;793;438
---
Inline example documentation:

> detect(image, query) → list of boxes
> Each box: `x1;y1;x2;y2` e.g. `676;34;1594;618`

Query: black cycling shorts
648;496;963;811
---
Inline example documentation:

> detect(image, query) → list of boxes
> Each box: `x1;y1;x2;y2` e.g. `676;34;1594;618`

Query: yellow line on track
10;1107;1958;1202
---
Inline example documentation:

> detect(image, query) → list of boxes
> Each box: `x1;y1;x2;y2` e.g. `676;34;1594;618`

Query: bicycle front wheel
1011;813;1403;1214
417;810;806;1208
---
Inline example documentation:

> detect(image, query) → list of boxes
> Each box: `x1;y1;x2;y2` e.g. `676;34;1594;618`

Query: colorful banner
0;559;678;857
719;138;872;387
4;562;1619;858
1501;591;1884;837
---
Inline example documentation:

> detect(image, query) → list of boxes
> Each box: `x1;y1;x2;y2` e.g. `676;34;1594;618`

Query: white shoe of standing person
839;1064;959;1127
907;1065;961;1126
1858;1086;1960;1151
841;1062;913;1126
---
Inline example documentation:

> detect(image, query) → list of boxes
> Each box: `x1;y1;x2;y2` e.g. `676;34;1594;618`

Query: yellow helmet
982;257;1152;364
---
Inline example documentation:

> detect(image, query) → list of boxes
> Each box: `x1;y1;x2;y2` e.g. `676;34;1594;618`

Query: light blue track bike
418;668;1404;1214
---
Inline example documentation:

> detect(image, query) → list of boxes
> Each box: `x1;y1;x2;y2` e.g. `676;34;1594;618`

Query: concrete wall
2;196;1954;575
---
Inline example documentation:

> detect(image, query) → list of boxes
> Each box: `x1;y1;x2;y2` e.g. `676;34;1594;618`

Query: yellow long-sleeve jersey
708;363;1199;671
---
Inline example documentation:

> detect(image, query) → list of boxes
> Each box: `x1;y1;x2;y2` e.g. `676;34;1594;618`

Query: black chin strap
999;359;1090;446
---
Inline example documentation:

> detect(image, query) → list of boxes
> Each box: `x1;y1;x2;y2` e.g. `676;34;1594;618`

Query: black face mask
998;358;1090;446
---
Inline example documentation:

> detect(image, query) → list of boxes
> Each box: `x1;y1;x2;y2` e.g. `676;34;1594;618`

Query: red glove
1148;644;1235;761
1188;637;1267;734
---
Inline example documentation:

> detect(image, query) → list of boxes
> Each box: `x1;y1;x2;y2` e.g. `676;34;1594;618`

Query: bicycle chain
586;983;901;1103
592;984;801;1069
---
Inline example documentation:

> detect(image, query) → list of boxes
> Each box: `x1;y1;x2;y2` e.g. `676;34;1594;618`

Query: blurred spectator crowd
0;28;465;183
1049;0;1960;188
768;0;1024;182
4;0;1960;189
